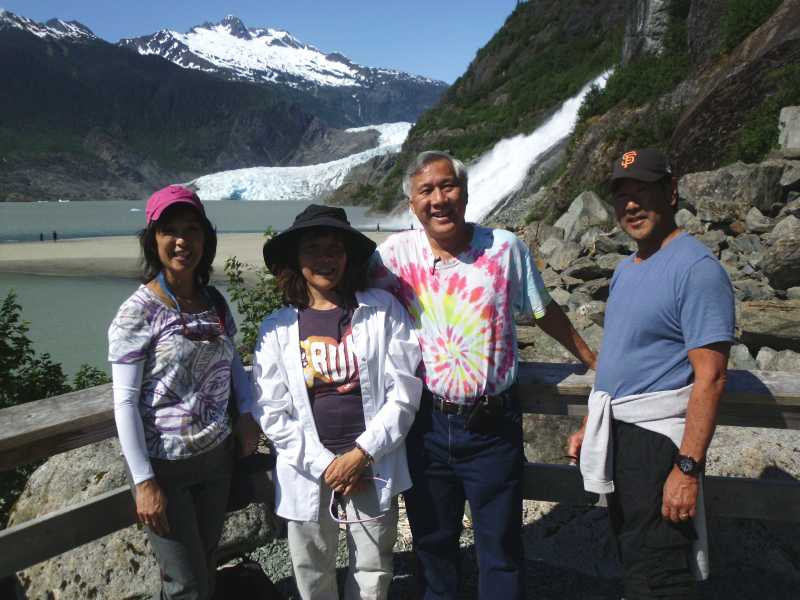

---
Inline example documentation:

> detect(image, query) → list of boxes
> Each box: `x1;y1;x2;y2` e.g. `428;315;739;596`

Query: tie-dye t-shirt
372;226;550;402
108;285;235;460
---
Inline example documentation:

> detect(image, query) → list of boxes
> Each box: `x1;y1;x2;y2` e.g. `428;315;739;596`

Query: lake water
0;200;384;242
0;201;384;377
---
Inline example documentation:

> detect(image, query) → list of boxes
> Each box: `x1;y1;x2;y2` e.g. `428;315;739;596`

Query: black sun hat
262;204;377;274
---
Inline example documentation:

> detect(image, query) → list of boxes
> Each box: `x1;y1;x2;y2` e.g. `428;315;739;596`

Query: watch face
677;456;696;473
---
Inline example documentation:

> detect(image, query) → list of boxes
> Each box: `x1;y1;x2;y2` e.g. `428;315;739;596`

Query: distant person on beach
568;148;735;598
370;151;597;600
39;232;44;242
51;230;57;241
251;205;422;600
108;185;260;600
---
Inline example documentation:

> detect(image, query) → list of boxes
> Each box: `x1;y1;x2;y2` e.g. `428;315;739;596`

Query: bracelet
354;443;374;465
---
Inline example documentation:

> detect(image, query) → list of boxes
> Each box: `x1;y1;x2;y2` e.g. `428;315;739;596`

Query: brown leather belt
427;389;512;416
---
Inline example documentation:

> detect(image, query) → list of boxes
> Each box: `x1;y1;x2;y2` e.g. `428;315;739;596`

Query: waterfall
388;70;611;228
464;70;611;223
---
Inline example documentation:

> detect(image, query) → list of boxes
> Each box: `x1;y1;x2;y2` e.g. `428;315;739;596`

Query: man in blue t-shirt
568;149;735;599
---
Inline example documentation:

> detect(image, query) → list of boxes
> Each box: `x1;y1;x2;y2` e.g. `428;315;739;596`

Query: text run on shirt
298;305;365;454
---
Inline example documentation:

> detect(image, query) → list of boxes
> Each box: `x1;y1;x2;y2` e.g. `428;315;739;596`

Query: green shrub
725;64;800;163
0;291;117;526
223;229;286;362
721;0;782;52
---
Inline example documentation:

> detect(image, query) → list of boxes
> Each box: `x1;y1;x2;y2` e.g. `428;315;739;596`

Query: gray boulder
538;237;565;263
733;279;775;302
675;208;704;235
573;278;610;302
756;347;800;372
573;300;606;329
596;253;627;273
12;439;278;600
549;287;571;307
728;344;758;370
696;229;726;255
787;287;800;300
678;162;785;223
561;257;613;281
779;106;800;159
738;300;800;352
727;233;762;256
745;207;773;234
522;221;564;257
547;240;582;273
732;279;776;302
578;227;603;253
761;216;800;289
593;229;634;254
540;267;563;289
553;191;615;243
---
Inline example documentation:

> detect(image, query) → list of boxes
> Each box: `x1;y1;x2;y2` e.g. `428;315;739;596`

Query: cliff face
333;0;798;222
335;0;629;210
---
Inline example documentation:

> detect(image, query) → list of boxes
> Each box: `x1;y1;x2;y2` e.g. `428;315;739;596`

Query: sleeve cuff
308;448;337;479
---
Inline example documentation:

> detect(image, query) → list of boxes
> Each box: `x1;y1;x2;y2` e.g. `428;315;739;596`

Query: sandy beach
0;232;393;282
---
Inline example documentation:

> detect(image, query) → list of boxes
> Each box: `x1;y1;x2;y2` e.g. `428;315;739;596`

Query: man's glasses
329;476;389;525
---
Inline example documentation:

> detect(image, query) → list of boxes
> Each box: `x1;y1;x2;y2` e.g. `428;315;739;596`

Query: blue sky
1;1;519;83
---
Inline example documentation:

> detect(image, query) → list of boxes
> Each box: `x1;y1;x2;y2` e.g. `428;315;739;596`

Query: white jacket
251;288;423;522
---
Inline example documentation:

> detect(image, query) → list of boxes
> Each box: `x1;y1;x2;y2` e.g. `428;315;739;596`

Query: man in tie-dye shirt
371;151;596;600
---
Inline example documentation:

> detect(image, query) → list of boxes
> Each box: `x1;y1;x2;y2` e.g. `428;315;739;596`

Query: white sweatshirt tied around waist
579;384;709;580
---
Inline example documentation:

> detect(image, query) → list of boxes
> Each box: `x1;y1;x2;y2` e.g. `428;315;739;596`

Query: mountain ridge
0;9;446;201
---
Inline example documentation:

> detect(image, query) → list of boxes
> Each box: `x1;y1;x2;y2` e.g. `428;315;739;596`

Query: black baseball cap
610;148;672;191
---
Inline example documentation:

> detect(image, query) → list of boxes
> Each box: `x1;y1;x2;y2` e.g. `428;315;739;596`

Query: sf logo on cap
621;151;638;169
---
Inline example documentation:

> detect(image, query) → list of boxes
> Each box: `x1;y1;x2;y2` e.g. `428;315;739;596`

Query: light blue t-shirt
594;232;735;399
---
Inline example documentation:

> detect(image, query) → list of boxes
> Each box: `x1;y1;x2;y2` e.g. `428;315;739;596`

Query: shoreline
0;232;393;282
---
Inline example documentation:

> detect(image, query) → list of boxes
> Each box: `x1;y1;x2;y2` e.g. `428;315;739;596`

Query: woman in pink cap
108;185;260;599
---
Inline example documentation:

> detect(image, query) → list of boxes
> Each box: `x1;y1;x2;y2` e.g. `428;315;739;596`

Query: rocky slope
333;0;629;210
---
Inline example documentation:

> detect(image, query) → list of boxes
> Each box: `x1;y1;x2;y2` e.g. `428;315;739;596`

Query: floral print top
372;226;550;402
108;285;235;459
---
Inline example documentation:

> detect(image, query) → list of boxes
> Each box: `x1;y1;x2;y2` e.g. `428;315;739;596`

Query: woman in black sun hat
251;205;422;599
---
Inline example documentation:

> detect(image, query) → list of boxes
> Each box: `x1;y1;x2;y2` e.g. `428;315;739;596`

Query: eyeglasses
328;476;389;525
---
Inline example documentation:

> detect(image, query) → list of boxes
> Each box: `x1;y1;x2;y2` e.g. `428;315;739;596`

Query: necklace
157;272;206;312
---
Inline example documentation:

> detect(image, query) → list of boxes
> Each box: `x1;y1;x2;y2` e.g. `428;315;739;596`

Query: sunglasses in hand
329;476;389;525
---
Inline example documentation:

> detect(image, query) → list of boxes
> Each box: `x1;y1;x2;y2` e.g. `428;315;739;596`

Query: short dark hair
273;228;369;309
138;205;217;287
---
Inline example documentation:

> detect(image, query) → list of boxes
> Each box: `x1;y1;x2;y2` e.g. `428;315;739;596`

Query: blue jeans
403;391;525;600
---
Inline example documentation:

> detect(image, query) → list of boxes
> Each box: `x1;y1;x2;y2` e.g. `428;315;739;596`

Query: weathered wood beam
2;364;800;473
0;485;134;579
3;464;799;579
0;383;115;472
521;463;800;523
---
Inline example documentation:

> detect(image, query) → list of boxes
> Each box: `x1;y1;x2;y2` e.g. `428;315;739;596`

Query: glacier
190;122;411;201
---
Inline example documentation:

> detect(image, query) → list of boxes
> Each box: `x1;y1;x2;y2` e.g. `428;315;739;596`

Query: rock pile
520;157;800;372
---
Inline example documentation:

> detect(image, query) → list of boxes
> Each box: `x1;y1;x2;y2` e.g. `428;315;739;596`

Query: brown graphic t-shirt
298;305;365;454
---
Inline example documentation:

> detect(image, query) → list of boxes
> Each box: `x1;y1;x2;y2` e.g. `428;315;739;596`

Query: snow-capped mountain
119;15;443;90
0;9;95;41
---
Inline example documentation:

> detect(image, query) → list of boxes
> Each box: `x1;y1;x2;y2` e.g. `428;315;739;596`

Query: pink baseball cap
145;185;205;224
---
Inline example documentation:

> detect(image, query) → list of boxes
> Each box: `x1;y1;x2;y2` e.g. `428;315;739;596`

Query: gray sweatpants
287;481;398;600
134;436;234;600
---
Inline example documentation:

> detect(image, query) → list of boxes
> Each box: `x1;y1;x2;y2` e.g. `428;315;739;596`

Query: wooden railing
1;363;799;579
